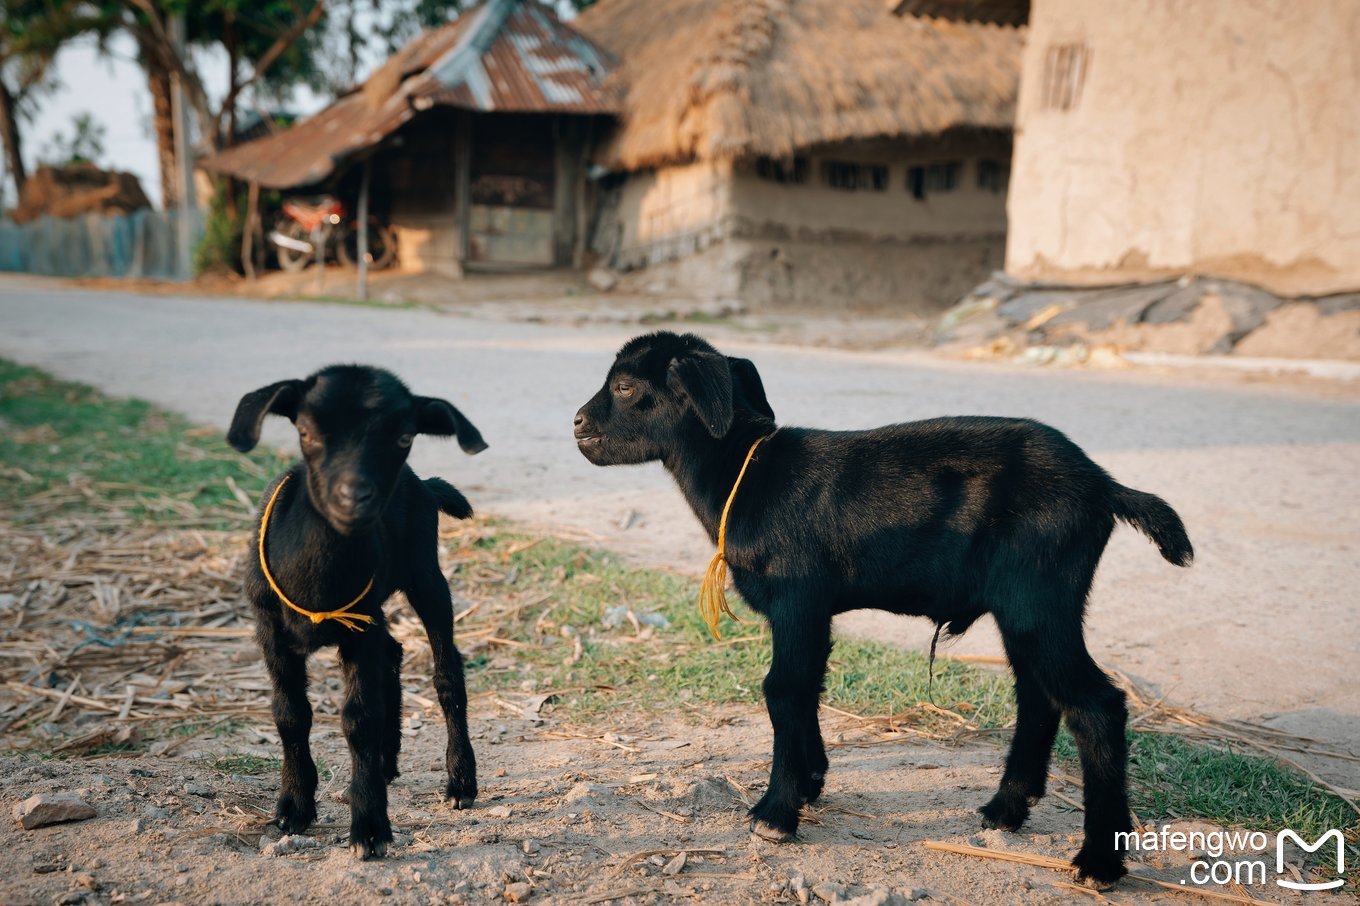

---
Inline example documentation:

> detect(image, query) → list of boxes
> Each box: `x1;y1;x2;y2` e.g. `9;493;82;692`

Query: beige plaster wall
610;159;734;259
1007;0;1360;295
729;137;1009;241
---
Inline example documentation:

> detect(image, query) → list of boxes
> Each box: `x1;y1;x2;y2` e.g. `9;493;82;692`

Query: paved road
2;276;1358;784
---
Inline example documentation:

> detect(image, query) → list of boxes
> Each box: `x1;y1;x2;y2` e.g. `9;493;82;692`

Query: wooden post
241;181;260;280
314;223;325;293
356;160;371;300
455;111;473;271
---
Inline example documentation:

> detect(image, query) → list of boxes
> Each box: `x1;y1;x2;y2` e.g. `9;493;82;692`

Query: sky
10;31;333;209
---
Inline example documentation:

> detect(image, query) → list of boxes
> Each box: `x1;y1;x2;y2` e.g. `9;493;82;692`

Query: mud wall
1006;0;1360;295
601;135;1009;309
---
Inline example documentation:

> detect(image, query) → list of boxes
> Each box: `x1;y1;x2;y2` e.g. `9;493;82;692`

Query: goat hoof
351;839;389;861
749;817;796;843
444;779;478;809
978;796;1028;831
349;812;393;861
1071;846;1126;888
274;794;317;834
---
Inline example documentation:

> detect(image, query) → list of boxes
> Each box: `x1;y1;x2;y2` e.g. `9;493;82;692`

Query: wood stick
611;848;725;877
48;674;80;721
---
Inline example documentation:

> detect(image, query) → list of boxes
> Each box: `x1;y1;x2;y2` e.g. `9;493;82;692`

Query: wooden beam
356;159;371;300
455;111;473;271
241;181;260;280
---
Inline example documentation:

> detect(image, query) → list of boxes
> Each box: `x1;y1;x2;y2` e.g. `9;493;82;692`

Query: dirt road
2;276;1357;787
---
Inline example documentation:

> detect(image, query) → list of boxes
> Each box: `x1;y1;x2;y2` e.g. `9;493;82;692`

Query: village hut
203;0;617;277
573;0;1024;309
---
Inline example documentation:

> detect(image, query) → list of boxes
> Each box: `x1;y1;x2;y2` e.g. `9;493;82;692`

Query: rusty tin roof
203;0;616;189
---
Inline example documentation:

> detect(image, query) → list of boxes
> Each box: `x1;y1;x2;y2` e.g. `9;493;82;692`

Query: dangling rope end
698;551;729;640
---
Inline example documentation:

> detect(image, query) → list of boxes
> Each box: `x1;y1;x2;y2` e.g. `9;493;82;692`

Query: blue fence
0;209;203;280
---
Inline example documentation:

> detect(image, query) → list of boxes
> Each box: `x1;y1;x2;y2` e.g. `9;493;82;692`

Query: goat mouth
575;434;602;447
326;508;377;535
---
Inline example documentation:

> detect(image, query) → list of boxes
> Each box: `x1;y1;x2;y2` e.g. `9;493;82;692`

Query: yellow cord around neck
258;474;375;632
698;432;774;640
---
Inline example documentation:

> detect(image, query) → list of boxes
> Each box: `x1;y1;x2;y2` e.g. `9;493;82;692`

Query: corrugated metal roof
203;0;616;189
887;0;1029;26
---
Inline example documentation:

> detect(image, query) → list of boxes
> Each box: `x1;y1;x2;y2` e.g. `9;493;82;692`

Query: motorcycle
270;195;397;272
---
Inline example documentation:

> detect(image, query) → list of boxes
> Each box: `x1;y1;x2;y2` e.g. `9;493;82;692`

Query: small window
821;161;888;192
906;162;961;199
977;159;1009;193
755;156;809;185
1042;43;1090;111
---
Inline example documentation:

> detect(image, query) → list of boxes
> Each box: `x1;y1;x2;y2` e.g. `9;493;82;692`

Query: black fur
229;364;486;860
573;332;1193;886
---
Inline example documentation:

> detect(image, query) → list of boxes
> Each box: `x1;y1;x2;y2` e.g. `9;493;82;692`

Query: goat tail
1112;484;1193;566
424;477;474;521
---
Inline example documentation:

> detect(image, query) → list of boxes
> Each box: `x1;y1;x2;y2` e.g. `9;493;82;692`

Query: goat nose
573;412;586;428
336;480;375;508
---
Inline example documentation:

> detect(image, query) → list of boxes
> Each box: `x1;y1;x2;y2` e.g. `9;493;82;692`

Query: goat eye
614;383;635;398
397;434;414;448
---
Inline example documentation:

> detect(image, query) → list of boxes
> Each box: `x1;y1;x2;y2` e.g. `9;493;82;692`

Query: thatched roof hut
574;0;1023;171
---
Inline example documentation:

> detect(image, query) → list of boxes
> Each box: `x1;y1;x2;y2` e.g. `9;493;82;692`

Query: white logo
1277;829;1346;891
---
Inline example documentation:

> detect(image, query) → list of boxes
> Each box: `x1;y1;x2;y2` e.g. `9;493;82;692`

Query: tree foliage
41;110;106;164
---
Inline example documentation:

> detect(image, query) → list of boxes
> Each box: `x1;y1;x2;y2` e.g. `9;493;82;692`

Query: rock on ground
13;792;97;829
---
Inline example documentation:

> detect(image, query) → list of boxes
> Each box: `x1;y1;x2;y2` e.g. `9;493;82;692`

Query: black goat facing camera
228;364;486;860
574;331;1193;886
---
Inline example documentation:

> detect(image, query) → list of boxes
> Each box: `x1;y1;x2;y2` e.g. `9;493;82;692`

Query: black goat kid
228;365;487;859
573;332;1192;885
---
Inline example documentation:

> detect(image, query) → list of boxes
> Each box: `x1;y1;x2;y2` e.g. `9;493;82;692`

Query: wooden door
467;116;555;267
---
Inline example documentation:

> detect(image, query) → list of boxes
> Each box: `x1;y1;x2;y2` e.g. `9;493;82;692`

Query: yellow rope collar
258;474;375;632
698;432;775;640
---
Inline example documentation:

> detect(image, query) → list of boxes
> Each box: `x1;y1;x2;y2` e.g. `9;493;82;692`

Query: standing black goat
228;364;487;859
573;332;1192;885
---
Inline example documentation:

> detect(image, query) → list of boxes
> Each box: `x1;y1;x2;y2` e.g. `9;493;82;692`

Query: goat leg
750;610;831;841
406;568;478;809
340;633;393;860
259;620;317;834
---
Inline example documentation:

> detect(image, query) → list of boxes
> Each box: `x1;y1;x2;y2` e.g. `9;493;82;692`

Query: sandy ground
1;273;1358;797
9;702;1327;906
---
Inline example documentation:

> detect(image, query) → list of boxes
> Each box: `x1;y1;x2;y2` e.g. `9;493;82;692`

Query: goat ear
227;379;303;452
415;397;489;454
667;350;734;437
727;356;774;421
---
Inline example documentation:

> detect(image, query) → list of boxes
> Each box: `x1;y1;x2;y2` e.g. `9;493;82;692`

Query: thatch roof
574;0;1023;171
203;0;616;190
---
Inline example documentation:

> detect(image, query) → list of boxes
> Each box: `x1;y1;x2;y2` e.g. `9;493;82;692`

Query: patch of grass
1127;733;1358;879
211;753;281;776
464;529;1013;732
83;740;143;757
0;359;286;526
278;293;425;312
